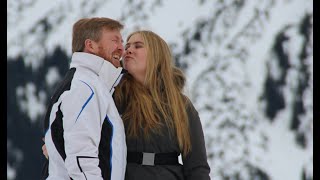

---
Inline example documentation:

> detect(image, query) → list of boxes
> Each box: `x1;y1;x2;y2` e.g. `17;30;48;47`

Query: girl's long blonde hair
114;30;191;156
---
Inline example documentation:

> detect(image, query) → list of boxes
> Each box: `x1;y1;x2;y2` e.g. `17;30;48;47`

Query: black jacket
123;100;211;180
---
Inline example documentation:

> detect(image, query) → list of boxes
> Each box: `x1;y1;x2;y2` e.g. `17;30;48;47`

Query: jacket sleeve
61;80;103;180
182;101;211;180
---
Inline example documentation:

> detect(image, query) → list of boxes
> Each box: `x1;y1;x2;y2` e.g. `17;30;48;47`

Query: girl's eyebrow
125;41;144;46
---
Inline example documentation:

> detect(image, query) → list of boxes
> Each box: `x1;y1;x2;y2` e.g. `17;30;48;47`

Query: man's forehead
102;29;122;37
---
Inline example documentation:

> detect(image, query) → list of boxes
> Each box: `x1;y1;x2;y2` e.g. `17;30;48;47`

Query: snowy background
7;0;313;179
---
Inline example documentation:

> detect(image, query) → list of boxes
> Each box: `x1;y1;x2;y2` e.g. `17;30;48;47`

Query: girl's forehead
128;33;143;41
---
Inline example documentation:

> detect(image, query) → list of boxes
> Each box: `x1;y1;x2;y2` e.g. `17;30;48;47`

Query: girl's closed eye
135;45;142;48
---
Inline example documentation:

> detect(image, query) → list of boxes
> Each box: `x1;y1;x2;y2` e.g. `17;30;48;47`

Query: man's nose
118;42;124;51
115;44;125;60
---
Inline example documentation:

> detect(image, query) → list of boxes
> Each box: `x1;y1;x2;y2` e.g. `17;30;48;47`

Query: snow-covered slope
7;0;313;179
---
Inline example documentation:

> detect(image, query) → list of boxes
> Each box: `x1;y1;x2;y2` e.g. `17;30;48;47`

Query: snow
7;163;16;180
7;0;313;179
46;67;61;87
16;83;47;123
261;111;308;180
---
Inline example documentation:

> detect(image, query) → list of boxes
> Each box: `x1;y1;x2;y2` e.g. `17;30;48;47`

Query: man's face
94;29;124;67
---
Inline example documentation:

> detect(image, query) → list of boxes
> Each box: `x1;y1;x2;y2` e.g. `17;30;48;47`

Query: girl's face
124;34;148;84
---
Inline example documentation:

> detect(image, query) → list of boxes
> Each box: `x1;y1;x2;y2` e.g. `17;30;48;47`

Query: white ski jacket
44;52;126;180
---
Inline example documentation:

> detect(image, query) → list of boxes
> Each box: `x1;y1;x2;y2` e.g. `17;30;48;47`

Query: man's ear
84;39;96;53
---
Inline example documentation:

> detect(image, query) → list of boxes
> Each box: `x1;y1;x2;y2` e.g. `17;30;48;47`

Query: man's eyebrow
114;35;123;43
117;38;123;43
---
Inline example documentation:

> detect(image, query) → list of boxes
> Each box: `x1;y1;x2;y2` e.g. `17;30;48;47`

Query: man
41;17;127;180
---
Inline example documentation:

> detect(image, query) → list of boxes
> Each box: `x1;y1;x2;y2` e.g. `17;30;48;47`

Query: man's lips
112;54;120;60
111;49;123;61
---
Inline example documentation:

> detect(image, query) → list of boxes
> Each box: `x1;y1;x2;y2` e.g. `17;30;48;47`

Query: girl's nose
126;48;132;54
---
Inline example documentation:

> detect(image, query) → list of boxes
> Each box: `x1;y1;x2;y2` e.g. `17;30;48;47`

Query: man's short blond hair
72;17;124;53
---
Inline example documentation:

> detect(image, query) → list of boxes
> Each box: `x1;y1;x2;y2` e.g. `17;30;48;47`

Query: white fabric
45;52;126;180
